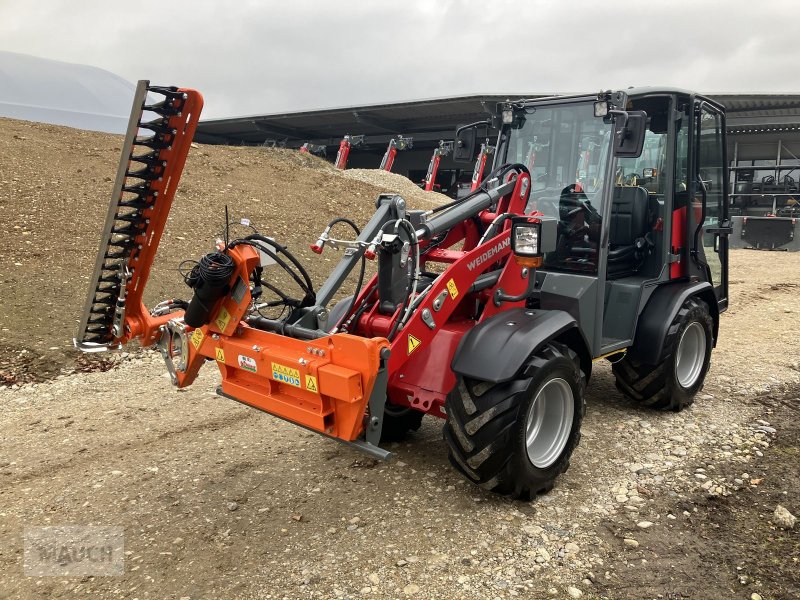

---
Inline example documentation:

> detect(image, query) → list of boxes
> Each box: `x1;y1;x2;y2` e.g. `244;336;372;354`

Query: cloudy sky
0;0;795;118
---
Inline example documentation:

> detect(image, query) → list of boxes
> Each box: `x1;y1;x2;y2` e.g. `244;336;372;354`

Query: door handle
705;223;733;235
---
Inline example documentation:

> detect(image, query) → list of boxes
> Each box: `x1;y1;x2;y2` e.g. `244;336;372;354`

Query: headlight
510;218;544;269
593;100;609;118
512;223;541;257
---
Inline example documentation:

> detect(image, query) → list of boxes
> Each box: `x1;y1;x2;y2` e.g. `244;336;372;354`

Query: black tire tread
444;343;586;500
613;296;713;411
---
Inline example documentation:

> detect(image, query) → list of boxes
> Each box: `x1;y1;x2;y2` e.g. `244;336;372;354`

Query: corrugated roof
196;90;800;147
195;94;550;146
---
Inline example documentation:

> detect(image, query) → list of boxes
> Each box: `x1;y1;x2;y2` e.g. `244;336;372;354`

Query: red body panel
670;205;687;279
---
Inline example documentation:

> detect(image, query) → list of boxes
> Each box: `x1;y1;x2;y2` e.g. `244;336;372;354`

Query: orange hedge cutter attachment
75;81;392;458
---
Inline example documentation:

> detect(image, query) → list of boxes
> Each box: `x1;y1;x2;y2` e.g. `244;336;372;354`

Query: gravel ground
1;250;798;599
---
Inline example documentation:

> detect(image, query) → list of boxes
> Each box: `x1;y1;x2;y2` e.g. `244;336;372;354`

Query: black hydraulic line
428;163;527;214
418;179;516;239
325;218;367;331
327;216;361;232
386;219;419;342
228;239;314;300
247;316;324;340
429;188;484;214
246;233;315;294
344;289;377;333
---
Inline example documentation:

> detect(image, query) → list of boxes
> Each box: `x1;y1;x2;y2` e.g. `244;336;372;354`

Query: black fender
451;308;587;384
630;281;719;365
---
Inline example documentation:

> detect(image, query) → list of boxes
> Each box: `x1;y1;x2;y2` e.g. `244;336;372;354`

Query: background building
196;92;800;249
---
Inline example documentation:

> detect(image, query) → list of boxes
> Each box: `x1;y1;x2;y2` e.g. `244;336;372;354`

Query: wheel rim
676;321;707;388
524;378;574;469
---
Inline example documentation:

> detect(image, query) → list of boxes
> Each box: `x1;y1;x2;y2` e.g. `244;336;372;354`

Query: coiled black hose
184;252;236;327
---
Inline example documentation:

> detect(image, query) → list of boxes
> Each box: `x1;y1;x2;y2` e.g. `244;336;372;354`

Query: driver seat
608;186;655;275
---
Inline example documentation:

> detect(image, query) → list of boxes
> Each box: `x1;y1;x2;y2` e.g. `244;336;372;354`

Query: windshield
503;101;613;273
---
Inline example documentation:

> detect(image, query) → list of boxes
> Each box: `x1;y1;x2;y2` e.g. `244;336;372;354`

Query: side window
698;109;725;224
674;115;689;204
696;105;726;295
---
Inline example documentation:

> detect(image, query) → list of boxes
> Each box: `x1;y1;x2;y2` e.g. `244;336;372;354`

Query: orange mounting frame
163;245;389;443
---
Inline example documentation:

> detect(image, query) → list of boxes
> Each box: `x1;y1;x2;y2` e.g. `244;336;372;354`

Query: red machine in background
299;143;327;156
424;140;454;191
470;140;495;191
379;135;413;172
334;134;365;169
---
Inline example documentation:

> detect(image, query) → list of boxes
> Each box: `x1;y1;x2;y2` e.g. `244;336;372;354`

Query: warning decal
215;347;225;363
271;362;301;387
215;306;232;332
190;328;204;350
305;374;318;392
407;334;422;355
446;278;459;300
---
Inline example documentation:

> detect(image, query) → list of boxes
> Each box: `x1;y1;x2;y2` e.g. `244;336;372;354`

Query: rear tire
443;343;585;499
613;296;713;411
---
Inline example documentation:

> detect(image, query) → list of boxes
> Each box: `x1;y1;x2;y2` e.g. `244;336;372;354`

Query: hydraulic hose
326;218;367;331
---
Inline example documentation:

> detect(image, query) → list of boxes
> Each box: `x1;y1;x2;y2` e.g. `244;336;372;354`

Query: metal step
75;81;202;351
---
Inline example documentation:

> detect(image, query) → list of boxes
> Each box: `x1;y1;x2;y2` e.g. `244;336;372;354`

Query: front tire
613;296;713;411
443;343;586;500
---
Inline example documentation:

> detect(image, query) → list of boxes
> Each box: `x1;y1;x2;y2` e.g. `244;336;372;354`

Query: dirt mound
0;118;443;384
336;168;447;207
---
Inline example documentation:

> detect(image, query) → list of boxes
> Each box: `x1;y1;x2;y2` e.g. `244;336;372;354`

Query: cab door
688;99;731;311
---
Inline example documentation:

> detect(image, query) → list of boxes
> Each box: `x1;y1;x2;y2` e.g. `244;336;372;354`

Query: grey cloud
0;0;795;119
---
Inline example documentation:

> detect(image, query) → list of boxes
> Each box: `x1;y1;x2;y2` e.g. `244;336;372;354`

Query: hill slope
0;118;444;383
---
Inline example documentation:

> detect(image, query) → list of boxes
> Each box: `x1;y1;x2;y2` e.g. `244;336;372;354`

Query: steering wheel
624;173;639;186
566;198;601;224
581;198;601;221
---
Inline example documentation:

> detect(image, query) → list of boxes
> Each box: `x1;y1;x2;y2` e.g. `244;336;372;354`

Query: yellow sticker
215;347;225;363
190;328;204;350
407;334;422;355
305;374;318;393
271;362;301;387
215;306;232;332
446;278;459;300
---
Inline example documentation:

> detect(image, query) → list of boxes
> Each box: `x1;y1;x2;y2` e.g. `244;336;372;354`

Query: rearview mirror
453;125;478;162
612;110;647;158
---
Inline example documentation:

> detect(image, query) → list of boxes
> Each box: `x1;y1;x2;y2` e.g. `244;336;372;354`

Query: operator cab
483;88;729;357
501;95;673;279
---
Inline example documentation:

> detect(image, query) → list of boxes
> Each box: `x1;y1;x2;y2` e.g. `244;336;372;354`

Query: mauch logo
238;355;257;373
467;238;510;271
24;526;124;576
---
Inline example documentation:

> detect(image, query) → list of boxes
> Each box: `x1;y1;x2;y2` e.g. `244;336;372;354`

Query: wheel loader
76;83;731;499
